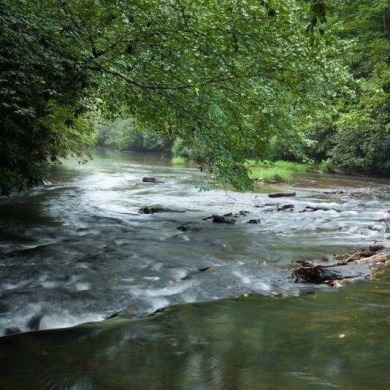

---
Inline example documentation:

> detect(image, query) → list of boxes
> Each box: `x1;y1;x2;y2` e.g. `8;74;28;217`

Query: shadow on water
0;269;389;389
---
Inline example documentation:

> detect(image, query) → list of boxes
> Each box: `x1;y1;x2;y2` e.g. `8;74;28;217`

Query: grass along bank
245;160;311;184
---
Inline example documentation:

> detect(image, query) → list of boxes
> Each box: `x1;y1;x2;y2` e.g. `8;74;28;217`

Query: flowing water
0;151;389;389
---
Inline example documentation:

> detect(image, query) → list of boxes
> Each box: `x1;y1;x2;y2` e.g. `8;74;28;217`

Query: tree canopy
1;1;378;195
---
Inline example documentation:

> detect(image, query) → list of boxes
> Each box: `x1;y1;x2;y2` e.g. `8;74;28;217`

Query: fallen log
138;206;186;214
300;206;340;213
268;192;296;198
142;177;156;183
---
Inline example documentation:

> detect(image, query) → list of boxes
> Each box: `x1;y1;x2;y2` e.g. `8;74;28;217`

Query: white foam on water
121;277;134;282
147;297;170;313
130;280;193;298
39;311;105;331
251;280;272;292
232;270;271;292
168;268;188;280
182;294;198;303
232;271;252;285
0;303;43;334
74;282;90;291
41;280;59;289
1;280;31;290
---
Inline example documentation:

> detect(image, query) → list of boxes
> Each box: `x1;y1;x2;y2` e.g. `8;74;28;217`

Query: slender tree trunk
384;7;389;37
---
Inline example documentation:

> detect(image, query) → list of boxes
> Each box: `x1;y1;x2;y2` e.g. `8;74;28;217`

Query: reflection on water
0;269;389;389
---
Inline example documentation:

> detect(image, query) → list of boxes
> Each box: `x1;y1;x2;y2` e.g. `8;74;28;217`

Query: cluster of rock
292;243;390;286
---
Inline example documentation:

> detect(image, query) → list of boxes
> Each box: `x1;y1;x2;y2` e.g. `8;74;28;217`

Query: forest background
0;0;389;195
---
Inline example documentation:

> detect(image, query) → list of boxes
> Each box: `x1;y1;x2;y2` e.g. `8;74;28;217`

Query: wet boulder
312;264;371;282
139;206;164;214
277;204;294;212
293;246;390;285
142;177;165;184
202;213;236;224
212;215;236;224
4;327;22;336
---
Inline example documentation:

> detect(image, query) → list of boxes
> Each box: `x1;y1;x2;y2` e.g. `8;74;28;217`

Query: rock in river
293;245;390;285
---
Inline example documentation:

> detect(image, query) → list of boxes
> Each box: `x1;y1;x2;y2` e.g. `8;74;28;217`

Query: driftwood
142;177;165;183
138;206;186;214
300;206;341;213
293;245;390;286
142;177;156;183
323;190;345;195
268;192;296;198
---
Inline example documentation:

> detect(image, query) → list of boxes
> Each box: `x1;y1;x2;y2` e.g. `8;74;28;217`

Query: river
0;151;389;389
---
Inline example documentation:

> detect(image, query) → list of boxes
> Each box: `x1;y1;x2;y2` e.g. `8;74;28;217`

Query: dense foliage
0;0;95;195
1;0;387;195
303;0;390;173
95;119;172;152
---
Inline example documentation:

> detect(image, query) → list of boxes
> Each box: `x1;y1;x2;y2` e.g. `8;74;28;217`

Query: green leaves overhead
76;0;347;182
0;0;350;194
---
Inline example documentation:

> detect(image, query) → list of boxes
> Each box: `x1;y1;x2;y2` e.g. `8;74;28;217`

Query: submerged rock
4;327;21;336
247;219;260;224
27;314;42;331
176;223;202;232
